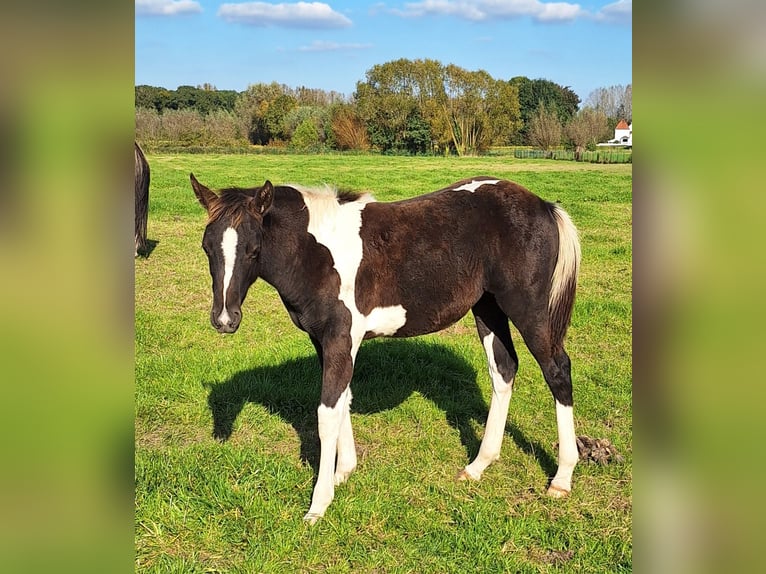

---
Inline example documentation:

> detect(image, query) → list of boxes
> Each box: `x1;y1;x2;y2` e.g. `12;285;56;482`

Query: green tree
510;77;580;144
263;93;298;143
441;66;520;155
355;58;519;155
355;59;422;153
290;118;320;151
234;82;287;145
485;80;522;146
283;106;330;146
135;85;173;112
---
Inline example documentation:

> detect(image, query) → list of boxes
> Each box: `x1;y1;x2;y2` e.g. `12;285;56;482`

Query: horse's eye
245;245;259;259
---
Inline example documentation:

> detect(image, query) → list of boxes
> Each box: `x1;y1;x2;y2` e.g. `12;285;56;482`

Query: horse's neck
258;197;317;306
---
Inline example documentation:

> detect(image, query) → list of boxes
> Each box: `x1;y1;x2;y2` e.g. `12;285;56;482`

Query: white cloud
135;0;202;16
218;2;353;29
392;0;585;23
298;40;373;52
596;0;631;24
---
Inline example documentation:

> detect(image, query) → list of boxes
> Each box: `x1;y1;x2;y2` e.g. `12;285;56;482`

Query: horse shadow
205;338;557;477
136;238;159;258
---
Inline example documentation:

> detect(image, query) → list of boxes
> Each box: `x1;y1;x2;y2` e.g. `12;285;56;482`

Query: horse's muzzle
211;308;241;334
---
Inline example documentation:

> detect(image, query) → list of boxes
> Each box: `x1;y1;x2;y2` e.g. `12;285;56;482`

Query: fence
513;148;632;164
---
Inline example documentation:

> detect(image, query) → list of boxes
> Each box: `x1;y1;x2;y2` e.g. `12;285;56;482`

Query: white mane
292;184;376;233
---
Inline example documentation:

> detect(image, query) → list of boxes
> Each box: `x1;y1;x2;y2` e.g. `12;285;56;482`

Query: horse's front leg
334;388;357;485
307;333;357;486
304;334;355;524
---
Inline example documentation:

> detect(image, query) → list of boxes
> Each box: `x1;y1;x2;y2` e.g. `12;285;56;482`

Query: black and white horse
191;174;581;523
135;142;150;257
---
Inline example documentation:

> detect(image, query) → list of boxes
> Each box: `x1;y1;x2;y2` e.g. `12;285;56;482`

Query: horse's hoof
303;512;322;525
546;485;571;498
456;468;480;482
334;466;356;486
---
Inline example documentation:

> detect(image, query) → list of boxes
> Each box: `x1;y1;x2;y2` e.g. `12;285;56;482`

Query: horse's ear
251;180;274;215
190;173;217;212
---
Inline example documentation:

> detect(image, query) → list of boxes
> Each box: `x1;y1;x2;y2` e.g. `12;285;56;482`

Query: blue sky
135;0;631;103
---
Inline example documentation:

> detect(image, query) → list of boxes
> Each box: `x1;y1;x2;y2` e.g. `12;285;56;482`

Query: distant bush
513;147;632;164
290;119;321;152
135;107;246;148
203;109;240;145
331;106;370;151
161;109;205;145
135;107;162;141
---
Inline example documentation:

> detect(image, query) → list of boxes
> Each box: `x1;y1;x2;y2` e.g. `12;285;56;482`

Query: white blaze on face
219;226;238;325
454;179;500;193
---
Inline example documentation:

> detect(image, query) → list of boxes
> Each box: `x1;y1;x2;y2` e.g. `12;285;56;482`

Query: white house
598;119;632;147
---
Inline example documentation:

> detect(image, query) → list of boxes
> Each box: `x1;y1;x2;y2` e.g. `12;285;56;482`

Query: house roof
615;119;629;129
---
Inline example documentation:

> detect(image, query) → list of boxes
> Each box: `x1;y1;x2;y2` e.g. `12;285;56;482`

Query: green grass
136;153;632;572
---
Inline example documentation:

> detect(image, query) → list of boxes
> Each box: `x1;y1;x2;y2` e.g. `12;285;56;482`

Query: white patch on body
218;226;238;325
365;305;407;336
300;187;407;355
454;179;500;193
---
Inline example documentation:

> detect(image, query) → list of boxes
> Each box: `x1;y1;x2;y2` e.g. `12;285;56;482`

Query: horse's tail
548;204;581;350
135;142;150;255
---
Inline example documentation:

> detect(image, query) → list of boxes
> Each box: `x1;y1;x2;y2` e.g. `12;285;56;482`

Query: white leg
459;333;514;481
334;388;357;485
547;400;578;496
304;386;351;524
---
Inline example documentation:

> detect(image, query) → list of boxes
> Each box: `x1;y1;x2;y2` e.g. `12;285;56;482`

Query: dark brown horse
191;174;581;523
134;142;149;257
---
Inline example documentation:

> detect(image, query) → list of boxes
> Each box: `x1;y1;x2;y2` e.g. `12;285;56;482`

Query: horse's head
190;173;274;334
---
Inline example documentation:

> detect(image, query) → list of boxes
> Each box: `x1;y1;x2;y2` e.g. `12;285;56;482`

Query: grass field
135;153;632;572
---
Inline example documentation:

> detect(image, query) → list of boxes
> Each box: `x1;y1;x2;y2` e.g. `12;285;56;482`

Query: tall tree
585;84;632;122
486;80;522;146
355;58;519;155
442;66;495;155
233;82;290;145
354;59;424;153
510;77;580;145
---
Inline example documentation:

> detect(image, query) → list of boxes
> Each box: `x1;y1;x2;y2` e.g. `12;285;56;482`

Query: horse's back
355;177;559;337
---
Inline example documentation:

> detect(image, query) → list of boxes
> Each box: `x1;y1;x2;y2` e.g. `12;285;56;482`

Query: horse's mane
294;184;375;230
208;183;374;227
293;184;369;204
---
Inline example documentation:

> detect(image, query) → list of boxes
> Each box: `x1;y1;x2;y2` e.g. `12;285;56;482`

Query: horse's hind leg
510;316;578;496
458;294;518;481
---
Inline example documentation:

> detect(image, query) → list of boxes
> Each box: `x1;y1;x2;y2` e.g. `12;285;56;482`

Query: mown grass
135;153;632;572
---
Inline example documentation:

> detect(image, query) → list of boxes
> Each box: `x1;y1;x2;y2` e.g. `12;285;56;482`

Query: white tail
548;205;581;345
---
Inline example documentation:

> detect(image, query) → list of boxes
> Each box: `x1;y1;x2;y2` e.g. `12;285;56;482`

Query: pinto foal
191;174;581;523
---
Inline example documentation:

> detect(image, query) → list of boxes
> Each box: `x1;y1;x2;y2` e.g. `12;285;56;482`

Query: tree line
135;59;631;155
